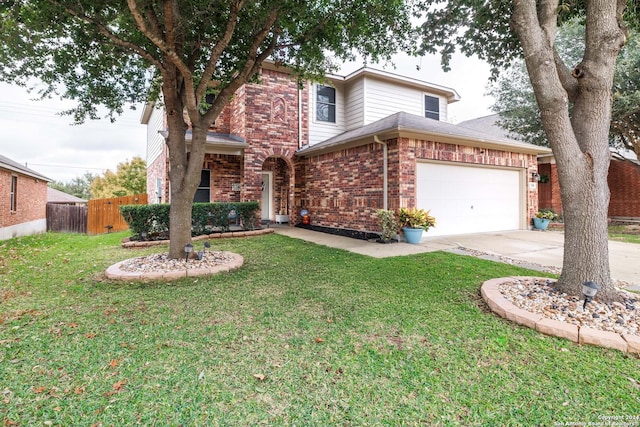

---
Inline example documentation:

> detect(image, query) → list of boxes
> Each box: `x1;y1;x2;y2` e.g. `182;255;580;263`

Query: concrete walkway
272;226;640;289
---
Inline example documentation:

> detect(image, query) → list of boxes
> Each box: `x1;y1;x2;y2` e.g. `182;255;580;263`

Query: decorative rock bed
105;251;244;281
482;277;640;354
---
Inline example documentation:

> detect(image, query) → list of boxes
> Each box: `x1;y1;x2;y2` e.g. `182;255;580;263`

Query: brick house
538;151;640;219
144;64;551;238
0;154;51;240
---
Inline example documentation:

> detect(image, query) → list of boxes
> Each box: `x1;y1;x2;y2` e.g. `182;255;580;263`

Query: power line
26;163;109;171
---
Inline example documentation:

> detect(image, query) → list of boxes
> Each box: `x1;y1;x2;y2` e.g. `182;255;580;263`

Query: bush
376;209;399;241
535;209;557;220
398;207;436;231
120;202;260;240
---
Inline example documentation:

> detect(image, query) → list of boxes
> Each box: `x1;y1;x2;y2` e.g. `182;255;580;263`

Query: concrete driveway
273;226;640;287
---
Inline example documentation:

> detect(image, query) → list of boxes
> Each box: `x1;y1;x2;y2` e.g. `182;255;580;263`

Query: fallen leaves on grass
104;379;127;397
253;374;266;381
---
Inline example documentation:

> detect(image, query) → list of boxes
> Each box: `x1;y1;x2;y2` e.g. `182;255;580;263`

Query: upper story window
10;175;17;211
424;95;440;121
316;85;336;123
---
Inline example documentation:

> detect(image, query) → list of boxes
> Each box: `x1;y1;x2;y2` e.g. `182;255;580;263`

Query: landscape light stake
582;281;600;310
184;243;193;263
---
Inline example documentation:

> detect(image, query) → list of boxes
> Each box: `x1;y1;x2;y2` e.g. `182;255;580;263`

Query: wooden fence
46;203;88;233
87;194;148;235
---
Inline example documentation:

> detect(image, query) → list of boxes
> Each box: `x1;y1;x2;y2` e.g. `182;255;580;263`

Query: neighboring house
144;65;551;238
538;150;640;219
47;187;87;205
0;154;51;240
461;114;640;220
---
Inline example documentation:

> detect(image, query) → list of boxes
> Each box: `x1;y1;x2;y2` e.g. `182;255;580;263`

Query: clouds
0;83;146;183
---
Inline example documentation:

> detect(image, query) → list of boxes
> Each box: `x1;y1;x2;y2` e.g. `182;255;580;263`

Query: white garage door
416;162;522;237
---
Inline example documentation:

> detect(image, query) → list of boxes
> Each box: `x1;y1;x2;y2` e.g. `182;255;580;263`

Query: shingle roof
457;114;516;141
47;187;87;204
0;154;51;181
297;112;551;157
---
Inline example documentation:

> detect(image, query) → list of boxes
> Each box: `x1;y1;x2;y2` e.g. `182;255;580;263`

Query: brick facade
539;159;640;218
296;142;385;231
296;137;540;232
151;66;308;221
0;168;48;237
609;159;640;217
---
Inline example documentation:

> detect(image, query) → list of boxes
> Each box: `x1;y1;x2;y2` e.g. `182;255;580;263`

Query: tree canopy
489;18;640;157
0;0;413;122
89;156;147;199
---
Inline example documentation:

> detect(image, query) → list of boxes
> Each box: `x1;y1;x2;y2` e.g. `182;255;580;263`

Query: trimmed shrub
120;202;260;240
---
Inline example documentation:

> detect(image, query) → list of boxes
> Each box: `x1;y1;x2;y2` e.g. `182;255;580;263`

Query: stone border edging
481;277;640;354
121;228;274;248
105;251;244;281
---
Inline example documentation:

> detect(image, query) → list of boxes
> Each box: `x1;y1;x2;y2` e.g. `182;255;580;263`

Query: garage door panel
416;162;521;237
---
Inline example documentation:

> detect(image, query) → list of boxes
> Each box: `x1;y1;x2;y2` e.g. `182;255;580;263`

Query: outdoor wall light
531;172;541;182
184;243;193;263
582;281;600;309
141;231;147;241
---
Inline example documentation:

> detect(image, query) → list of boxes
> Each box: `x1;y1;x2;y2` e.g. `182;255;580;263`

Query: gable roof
296;112;552;157
327;67;461;104
47;187;87;204
0;154;51;181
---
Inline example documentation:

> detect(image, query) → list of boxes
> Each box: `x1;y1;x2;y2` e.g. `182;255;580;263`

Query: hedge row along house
143;63;551;238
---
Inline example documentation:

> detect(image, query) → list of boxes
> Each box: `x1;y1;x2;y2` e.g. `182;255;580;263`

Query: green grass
609;225;640;244
1;232;639;426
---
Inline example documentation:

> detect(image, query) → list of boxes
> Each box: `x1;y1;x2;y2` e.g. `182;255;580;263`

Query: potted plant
398;207;436;244
375;209;399;243
533;209;557;230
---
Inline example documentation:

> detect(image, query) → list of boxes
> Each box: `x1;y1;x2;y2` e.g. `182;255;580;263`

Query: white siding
308;83;346;146
344;77;365;131
438;96;449;123
363;79;423;124
146;108;165;165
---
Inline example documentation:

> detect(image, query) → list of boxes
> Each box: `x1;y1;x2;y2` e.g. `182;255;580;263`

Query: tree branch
538;0;559;43
200;9;280;125
197;0;246;102
46;0;164;71
553;48;579;101
127;0;192;83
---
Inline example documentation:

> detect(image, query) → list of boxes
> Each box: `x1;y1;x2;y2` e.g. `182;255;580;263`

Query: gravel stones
498;278;639;337
118;252;237;273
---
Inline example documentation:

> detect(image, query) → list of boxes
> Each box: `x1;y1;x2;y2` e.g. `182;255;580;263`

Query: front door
261;172;272;221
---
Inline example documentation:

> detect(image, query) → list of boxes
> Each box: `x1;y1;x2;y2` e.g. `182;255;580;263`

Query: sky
0;52;495;183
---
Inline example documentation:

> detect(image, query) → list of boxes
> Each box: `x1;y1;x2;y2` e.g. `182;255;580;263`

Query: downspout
298;86;303;149
374;135;388;210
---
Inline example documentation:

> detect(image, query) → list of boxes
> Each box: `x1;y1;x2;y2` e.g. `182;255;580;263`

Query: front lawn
1;232;638;426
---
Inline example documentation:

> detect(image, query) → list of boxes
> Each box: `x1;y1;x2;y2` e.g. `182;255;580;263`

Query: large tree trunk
511;0;626;302
162;74;210;259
